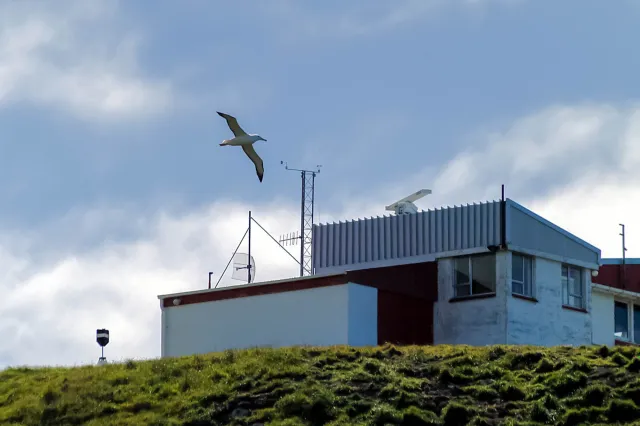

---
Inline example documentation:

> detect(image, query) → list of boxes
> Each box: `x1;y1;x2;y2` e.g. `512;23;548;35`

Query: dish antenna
385;189;432;215
96;328;109;365
232;253;256;283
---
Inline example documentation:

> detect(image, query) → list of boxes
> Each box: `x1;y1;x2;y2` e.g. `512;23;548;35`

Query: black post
248;211;252;283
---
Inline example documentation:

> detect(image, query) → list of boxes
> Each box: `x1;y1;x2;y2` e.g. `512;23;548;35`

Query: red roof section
593;263;640;293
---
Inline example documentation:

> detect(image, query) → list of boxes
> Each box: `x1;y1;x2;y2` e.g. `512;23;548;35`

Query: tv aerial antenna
96;328;109;365
385;189;432;215
278;161;322;277
212;211;303;289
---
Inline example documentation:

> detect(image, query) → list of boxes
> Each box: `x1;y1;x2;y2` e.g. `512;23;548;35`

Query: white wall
434;252;509;345
506;255;592;346
161;283;378;358
591;290;614;346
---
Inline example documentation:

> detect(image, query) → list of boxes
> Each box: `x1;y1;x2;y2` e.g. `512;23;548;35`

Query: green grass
2;344;640;425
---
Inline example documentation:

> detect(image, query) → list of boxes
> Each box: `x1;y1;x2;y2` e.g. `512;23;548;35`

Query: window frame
561;264;585;309
453;254;497;298
511;253;534;297
613;300;640;344
615;300;630;341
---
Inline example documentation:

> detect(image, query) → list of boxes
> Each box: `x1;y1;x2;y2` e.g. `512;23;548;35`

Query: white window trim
614;299;640;345
511;253;534;298
453;255;497;298
562;264;585;309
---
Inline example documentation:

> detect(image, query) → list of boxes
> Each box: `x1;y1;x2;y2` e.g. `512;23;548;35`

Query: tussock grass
1;344;640;425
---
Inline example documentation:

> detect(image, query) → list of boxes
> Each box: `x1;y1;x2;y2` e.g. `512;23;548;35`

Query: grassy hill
2;344;640;425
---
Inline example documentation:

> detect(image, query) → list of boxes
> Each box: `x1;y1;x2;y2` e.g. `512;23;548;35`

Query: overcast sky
1;0;639;369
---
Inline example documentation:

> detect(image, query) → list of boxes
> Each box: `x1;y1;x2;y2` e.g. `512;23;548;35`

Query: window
615;301;629;340
561;264;584;309
454;254;496;297
512;253;533;297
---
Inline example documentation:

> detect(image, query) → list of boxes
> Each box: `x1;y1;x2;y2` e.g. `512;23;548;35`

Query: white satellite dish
232;253;256;283
385;189;432;215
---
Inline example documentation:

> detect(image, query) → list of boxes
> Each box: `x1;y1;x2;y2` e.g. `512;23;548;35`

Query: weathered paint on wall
506;255;592;346
161;283;377;358
591;290;615;346
433;252;509;345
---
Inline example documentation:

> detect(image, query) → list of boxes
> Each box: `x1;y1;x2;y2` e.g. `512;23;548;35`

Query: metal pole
300;172;305;277
620;224;627;288
215;228;249;289
310;171;316;275
248;210;252;283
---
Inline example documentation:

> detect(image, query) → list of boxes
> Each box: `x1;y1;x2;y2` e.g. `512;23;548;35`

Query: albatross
217;111;267;182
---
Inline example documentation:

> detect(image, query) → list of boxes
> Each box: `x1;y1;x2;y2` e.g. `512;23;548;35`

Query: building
157;197;604;358
591;258;640;346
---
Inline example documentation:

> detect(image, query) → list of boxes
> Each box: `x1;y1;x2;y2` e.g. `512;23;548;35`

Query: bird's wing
217;111;247;137
242;144;264;182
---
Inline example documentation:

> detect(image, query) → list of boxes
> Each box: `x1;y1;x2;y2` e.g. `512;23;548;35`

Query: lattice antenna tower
279;161;322;277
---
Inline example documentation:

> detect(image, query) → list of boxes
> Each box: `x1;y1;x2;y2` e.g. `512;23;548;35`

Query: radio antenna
279;161;322;276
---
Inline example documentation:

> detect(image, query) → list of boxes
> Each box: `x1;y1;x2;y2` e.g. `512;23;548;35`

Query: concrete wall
433;252;509;345
591;290;615;346
161;283;378;358
433;251;593;347
506;255;592;346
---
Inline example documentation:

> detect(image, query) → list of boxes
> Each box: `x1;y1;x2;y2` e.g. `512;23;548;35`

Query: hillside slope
1;344;640;425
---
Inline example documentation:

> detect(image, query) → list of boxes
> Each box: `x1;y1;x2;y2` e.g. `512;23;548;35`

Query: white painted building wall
435;251;594;347
506;255;592;346
591;289;615;346
434;252;509;346
160;283;378;358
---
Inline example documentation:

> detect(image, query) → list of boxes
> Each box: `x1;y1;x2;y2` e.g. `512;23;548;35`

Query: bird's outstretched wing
217;111;248;137
242;144;264;182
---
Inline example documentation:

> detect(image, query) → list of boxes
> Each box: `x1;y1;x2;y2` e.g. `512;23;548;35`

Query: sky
1;0;640;368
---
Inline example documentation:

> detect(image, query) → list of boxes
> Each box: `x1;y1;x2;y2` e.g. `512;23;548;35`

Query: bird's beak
263;138;267;142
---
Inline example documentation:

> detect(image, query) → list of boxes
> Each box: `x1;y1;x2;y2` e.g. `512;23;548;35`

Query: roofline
593;283;640;299
601;258;640;265
157;271;347;300
506;198;602;256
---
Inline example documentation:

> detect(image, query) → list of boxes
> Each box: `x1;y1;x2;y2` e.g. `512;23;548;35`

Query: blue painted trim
505;199;602;255
601;258;640;265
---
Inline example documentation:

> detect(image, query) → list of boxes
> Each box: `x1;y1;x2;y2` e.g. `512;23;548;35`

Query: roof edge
157;271;348;300
506;198;602;256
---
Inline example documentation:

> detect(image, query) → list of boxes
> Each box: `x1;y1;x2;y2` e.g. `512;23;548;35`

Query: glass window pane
455;285;470;297
569;267;582;295
615;301;629;340
512;281;524;295
512;254;523;282
524;257;532;287
561;276;568;305
472;255;496;294
569;295;582;308
562;265;568;278
634;305;640;344
455;258;470;287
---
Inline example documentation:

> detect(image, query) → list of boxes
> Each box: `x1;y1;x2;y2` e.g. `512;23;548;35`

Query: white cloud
3;100;640;369
0;0;172;121
0;200;304;368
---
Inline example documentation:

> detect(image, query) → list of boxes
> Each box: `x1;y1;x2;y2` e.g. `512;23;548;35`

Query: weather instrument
96;328;109;365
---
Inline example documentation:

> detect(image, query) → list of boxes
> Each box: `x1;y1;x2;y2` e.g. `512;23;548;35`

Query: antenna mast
279;161;322;277
620;223;627;288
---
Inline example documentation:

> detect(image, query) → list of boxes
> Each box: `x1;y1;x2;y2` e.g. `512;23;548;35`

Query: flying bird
217;111;267;182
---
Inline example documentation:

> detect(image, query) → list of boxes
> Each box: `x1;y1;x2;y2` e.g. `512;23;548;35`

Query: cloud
264;0;524;40
3;100;640;369
0;200;304;369
0;0;173;121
